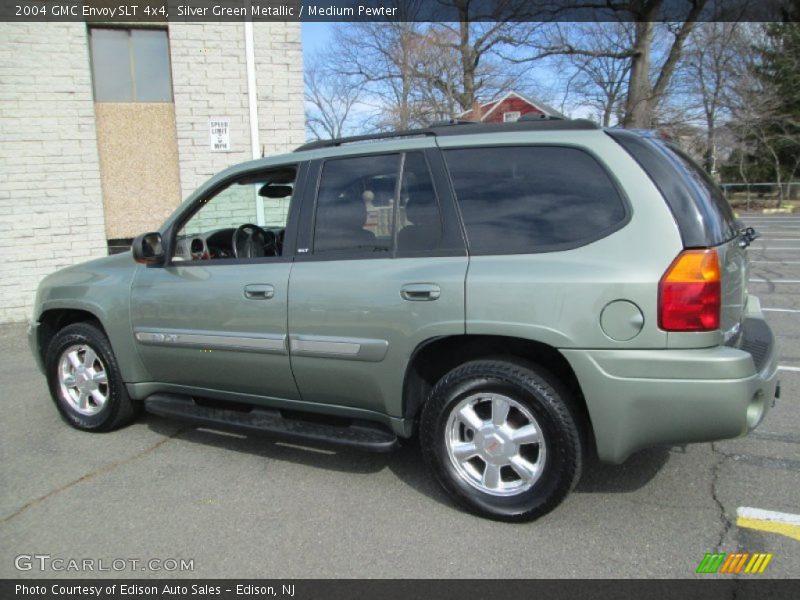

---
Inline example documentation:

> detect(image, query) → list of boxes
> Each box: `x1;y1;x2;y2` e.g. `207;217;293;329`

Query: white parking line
750;279;800;283
762;308;800;313
738;507;800;524
778;366;800;372
752;247;800;250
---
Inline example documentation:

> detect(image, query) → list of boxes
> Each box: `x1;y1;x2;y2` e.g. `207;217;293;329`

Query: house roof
457;91;566;121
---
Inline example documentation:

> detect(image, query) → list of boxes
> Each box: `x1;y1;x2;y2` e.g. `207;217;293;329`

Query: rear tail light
658;249;721;332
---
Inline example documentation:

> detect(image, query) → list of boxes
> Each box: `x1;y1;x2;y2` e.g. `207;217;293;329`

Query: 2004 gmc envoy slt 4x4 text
29;118;779;521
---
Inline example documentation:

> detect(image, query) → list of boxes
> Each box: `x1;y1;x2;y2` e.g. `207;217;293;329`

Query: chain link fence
720;182;800;210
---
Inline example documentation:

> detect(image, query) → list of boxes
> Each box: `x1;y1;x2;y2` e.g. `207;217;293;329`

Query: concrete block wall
254;23;306;156
169;22;305;202
0;23;108;323
0;22;304;323
169;23;253;200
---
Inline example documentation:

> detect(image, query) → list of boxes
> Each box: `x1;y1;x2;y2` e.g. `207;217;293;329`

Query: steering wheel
232;224;272;258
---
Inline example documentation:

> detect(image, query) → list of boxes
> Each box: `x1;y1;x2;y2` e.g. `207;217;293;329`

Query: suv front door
130;164;305;401
287;149;468;418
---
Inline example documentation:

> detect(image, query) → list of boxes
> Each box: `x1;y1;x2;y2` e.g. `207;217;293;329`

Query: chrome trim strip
292;338;360;356
134;330;287;354
289;335;389;362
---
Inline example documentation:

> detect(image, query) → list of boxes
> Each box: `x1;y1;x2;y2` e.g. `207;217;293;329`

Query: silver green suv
28;119;778;521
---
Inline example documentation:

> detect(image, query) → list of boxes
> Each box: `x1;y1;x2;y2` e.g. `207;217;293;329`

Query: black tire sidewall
45;323;128;432
422;362;581;521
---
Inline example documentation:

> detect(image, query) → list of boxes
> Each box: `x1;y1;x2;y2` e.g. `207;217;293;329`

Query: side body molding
133;329;389;362
289;335;389;362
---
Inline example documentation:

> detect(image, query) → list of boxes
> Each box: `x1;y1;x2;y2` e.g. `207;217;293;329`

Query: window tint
397;153;442;253
444;146;627;254
607;130;735;247
90;28;173;102
314;154;399;255
663;142;738;243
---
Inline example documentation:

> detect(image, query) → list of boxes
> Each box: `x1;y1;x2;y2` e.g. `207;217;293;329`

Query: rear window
443;146;628;254
662;142;738;243
607;129;738;247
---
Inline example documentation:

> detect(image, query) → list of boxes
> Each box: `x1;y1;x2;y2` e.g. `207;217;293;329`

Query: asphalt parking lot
1;214;798;579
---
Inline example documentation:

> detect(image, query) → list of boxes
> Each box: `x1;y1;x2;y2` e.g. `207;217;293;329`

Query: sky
302;22;335;60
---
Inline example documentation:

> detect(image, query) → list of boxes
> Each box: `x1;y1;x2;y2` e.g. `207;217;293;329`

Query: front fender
32;253;148;382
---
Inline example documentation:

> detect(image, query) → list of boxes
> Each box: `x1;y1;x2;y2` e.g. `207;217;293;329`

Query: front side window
444;146;627;254
312;152;442;257
89;28;172;102
174;168;295;261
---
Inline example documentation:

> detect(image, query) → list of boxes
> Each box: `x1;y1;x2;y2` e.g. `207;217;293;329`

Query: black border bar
4;579;800;600
1;0;797;23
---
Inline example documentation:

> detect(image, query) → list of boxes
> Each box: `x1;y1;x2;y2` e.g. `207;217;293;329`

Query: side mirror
132;232;165;265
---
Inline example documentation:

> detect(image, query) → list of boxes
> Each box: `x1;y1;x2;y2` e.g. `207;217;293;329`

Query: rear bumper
563;296;778;464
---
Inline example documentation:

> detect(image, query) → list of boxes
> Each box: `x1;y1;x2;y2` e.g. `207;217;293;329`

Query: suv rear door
287;149;467;418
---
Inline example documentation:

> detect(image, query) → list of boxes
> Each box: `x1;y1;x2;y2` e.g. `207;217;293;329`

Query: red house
458;91;564;123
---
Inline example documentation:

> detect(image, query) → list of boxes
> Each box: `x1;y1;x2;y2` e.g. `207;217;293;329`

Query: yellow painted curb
737;516;800;542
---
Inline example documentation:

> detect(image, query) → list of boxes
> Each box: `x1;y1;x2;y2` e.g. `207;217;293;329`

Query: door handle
401;283;441;301
244;284;275;300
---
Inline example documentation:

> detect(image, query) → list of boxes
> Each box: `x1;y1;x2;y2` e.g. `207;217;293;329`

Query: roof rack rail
518;112;565;122
294;129;436;152
294;118;600;152
428;118;479;127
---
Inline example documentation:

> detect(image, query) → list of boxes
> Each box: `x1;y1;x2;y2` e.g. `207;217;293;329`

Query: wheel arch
402;334;595;452
38;307;108;365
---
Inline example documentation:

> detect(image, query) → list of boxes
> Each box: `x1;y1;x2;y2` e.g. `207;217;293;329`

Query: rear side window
444;146;628;254
663;142;738;243
607;129;737;247
311;151;444;258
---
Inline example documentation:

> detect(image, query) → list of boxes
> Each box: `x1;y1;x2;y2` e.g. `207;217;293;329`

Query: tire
45;322;140;432
420;359;583;522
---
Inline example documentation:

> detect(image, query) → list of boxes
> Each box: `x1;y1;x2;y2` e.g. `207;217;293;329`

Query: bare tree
681;22;747;174
304;58;363;140
324;2;538;128
553;23;633;126
328;21;425;130
725;24;800;203
515;0;708;127
415;3;539;112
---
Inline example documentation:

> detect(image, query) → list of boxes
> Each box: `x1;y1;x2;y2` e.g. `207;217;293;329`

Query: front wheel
45;322;140;432
420;359;583;522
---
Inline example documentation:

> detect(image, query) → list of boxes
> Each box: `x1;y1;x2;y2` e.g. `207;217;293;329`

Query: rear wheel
420;359;583;522
45;322;140;432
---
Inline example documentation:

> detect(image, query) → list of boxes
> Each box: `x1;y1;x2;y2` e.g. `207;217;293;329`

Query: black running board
144;394;399;452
